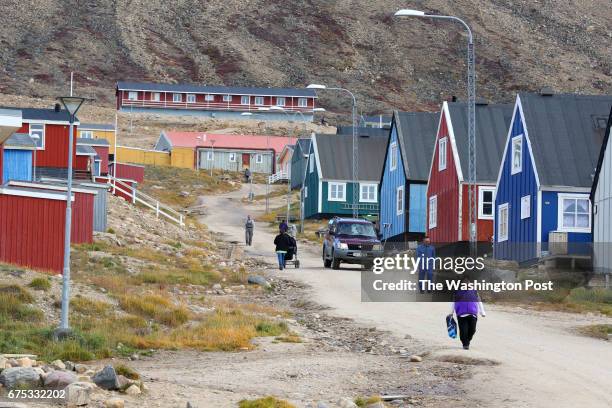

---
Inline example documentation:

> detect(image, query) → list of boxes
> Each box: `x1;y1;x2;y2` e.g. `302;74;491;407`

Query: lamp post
394;9;477;255
307;84;359;218
56;95;85;337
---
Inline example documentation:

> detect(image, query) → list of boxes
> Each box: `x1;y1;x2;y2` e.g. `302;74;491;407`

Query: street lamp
307;84;359;218
56;95;85;337
394;9;477;255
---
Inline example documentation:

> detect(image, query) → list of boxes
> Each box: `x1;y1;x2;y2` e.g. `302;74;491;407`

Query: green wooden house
303;133;387;219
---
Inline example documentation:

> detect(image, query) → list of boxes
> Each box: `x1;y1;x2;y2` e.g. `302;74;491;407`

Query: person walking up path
245;215;254;246
274;229;293;270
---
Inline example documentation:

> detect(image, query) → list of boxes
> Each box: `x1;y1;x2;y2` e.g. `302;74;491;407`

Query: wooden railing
120;99;313;113
268;170;289;184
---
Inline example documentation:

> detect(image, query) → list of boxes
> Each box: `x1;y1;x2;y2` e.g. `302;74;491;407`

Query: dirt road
201;184;612;408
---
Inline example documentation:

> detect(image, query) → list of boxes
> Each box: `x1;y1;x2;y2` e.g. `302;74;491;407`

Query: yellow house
78;123;117;153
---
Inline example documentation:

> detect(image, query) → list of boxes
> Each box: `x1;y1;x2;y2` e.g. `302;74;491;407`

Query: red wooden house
426;101;513;252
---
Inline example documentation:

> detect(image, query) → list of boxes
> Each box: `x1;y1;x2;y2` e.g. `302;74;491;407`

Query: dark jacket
274;232;294;252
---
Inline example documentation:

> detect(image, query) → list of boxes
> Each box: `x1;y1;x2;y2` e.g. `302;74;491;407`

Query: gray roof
295;138;311;156
447;102;514;183
336;126;390;138
76;145;97;156
79;123;115;131
4;133;35;149
591;107;612;199
393;111;440;181
314;133;387;181
519;93;612;188
0;107;75;123
77;137;110;147
116;81;317;98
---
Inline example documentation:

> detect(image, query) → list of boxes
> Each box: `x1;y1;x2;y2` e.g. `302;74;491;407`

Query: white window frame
228;152;236;162
276;97;285;106
390;142;398;171
186;93;196;103
360;183;377;203
79;130;93;138
207;151;214;161
511;135;523;175
498;203;509;242
205;94;215;102
396;185;404;216
309;154;314;173
254;96;264;106
223;95;232;102
557;193;591;233
298;98;308;107
438;137;447;171
255;153;263;164
478;186;495;220
429;195;437;229
521;195;531;220
328;182;346;202
304;186;308;198
127;91;138;101
173;93;182;103
29;123;45;150
241;96;250;105
151;92;161;102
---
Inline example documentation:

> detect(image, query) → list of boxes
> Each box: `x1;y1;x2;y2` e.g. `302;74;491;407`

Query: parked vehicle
322;218;384;270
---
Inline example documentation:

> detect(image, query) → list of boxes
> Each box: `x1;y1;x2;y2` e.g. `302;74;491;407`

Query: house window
186;94;196;103
151;92;161;102
276;97;285;106
390;142;398;171
498;203;509;242
173;93;182;103
254;96;264;105
328;182;346;201
360;183;377;203
304;186;308;198
80;130;93;138
228;152;236;162
207;151;214;161
29;123;45;149
429;195;437;229
521;195;531;219
298;98;308;107
511;135;522;174
205;94;215;102
558;194;590;232
396;186;404;216
255;154;263;164
223;95;232;102
478;186;495;219
127;91;138;101
309;154;314;173
438;137;447;171
241;96;250;105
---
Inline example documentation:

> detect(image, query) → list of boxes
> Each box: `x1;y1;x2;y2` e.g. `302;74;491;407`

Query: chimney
451;96;458;102
54;103;61;112
476;97;489;106
540;87;554;96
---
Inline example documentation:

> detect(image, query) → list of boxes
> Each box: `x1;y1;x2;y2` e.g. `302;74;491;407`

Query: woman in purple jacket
448;280;486;350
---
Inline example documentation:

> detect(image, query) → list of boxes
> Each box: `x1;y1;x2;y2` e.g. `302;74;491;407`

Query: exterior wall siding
170;147;195;169
0;194;66;272
197;149;273;174
494;107;539;262
540;191;592;255
303;151;320;219
75;155;91;171
380;125;407;240
290;144;307;189
320;181;379;218
17;123;77;168
593;132;612;273
116;146;171;166
0;144;3;182
71;192;95;244
92;146;110;174
408;183;427;233
460;183;495;242
111;162;145;183
2;149;32;183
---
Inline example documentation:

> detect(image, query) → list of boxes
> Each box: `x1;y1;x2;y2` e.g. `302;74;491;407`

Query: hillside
0;0;610;117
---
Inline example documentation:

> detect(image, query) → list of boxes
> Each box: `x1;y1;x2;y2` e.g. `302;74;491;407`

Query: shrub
29;277;51;291
238;396;296;408
115;364;140;380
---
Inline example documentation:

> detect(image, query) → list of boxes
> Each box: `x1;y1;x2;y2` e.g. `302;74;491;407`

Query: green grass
354;396;383;407
115;363;140;380
28;277;51;291
577;324;612;340
238;396;296;408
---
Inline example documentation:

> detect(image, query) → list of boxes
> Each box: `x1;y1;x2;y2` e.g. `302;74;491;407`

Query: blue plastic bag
446;315;457;339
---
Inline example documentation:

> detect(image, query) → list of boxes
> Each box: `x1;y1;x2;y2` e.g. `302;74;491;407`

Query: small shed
75;143;97;173
2;133;34;183
110;162;145;183
78;138;110;176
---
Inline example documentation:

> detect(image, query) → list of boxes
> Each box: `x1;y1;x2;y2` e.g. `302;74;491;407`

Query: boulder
338;398;358;408
116;374;130;390
247;275;270;288
50;359;66;370
74;364;88;374
410;355;423;362
0;367;41;389
105;397;125;408
44;370;77;388
92;365;120;390
64;382;93;407
16;357;34;367
124;384;141;395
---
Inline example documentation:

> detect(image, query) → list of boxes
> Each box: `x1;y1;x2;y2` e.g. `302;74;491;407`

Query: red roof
162;131;292;153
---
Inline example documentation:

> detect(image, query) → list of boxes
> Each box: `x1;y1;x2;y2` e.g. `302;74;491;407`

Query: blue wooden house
494;92;612;264
303;133;387;219
379;110;439;241
2;133;35;183
290;138;311;190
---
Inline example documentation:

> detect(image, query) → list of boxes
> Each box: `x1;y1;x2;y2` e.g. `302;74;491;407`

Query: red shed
9;181;96;244
0;186;68;273
426;101;513;251
111;162;145;184
77;137;110;176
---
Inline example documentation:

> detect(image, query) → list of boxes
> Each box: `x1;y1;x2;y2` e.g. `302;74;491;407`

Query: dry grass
71;296;112;316
238;396;296;408
275;333;302;343
354;396;383;407
577;324;612;340
118;293;190;327
28;277;52;291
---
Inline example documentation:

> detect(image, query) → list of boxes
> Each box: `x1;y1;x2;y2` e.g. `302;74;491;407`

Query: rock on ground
44;370;77;388
64;382;94;407
247;274;270;287
124;384;142;395
0;367;41;389
105;397;125;408
338;397;359;408
92;365;120;390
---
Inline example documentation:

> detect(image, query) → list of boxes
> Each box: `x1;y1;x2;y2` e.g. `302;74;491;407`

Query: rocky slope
0;0;610;115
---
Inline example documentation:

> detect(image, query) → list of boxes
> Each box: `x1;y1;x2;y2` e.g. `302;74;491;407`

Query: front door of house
242;153;250;168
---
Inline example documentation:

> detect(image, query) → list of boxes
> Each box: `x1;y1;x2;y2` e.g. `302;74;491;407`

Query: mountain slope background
0;0;610;115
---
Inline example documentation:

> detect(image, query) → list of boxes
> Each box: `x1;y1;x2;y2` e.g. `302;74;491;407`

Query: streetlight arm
423;15;473;43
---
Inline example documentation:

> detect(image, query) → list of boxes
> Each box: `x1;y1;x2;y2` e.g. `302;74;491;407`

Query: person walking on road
448;276;486;350
245;215;254;246
274;229;293;270
279;219;288;233
416;236;436;293
244;168;251;183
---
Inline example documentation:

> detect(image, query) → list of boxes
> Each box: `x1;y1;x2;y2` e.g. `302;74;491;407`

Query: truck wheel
331;251;341;270
364;262;374;270
323;247;331;268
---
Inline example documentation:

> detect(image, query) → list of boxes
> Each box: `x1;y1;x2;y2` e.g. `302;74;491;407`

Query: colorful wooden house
303;133;387;219
79;123;116;156
77;137;110;176
116;81;317;121
2;133;35;183
495;93;612;264
426;101;512;252
290;138;311;189
591;107;612;276
379;111;439;242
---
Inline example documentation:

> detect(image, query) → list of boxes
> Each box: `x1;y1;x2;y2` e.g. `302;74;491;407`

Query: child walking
448;277;486;350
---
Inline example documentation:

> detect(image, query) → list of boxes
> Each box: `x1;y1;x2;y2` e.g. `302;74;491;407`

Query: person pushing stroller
274;224;296;270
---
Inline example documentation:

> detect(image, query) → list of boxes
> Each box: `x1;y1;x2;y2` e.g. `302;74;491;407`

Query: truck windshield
336;222;377;238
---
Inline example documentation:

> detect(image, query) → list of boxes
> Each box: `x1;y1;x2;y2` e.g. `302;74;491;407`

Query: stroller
284;234;300;268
